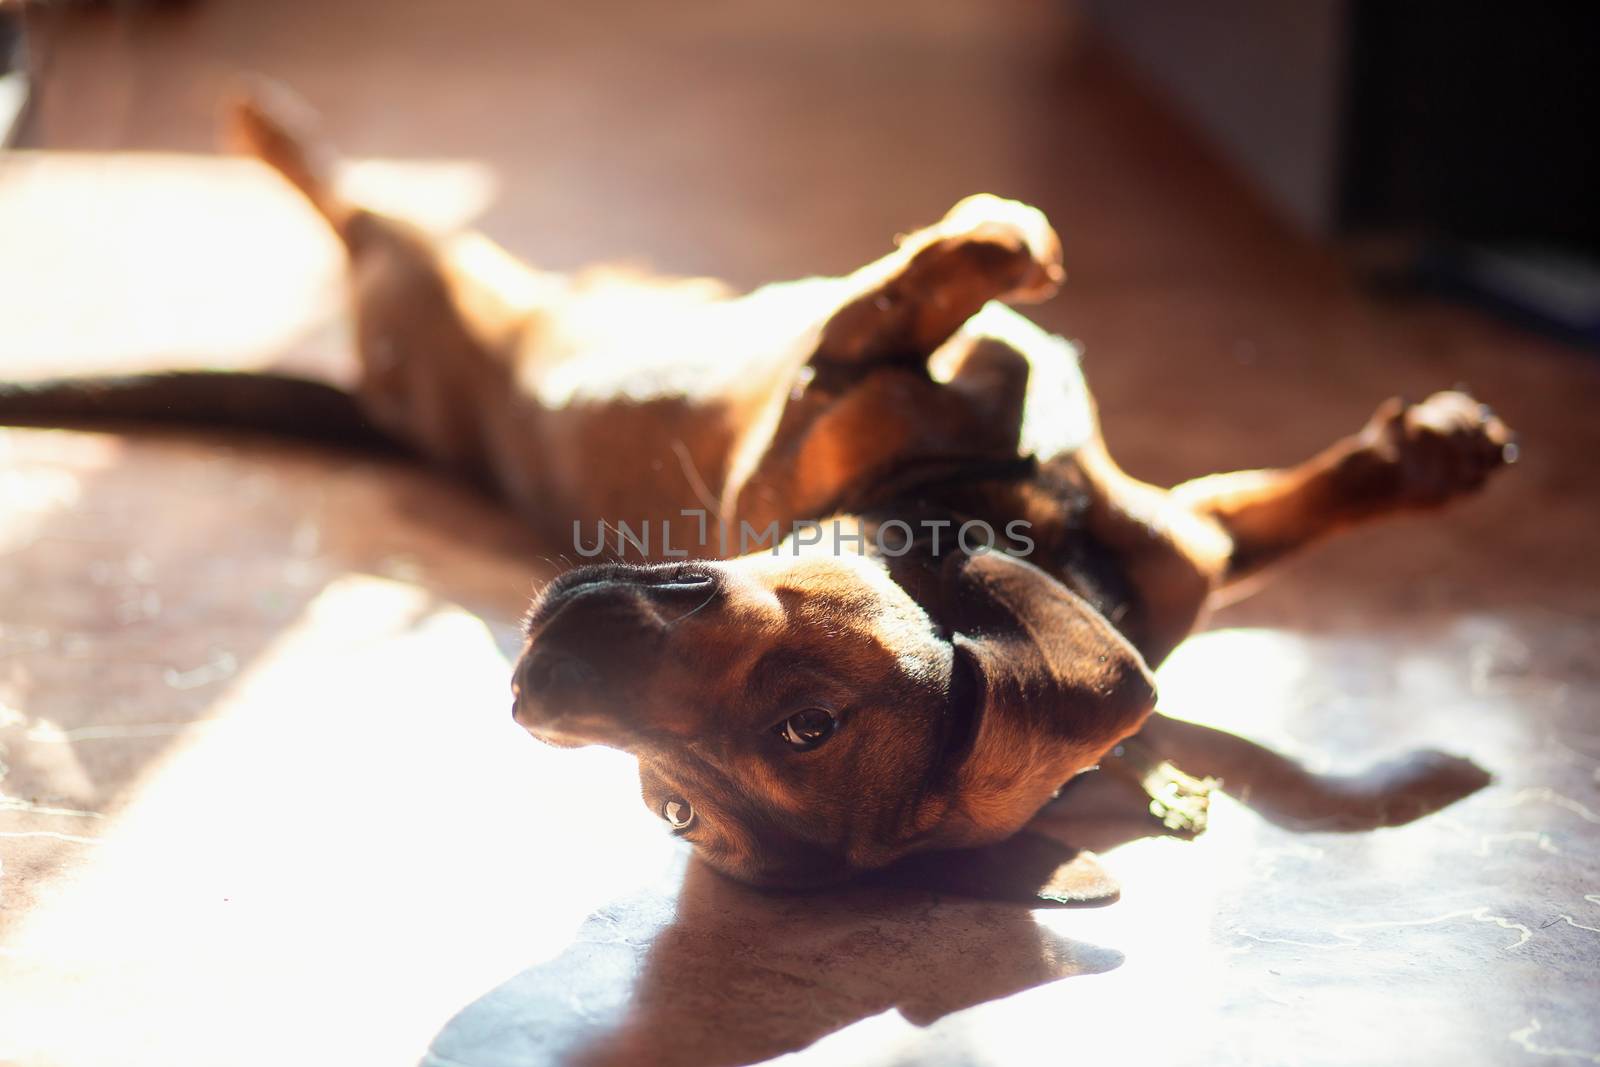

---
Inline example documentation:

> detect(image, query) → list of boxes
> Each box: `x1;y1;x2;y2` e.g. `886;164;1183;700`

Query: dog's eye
663;798;694;830
776;707;836;751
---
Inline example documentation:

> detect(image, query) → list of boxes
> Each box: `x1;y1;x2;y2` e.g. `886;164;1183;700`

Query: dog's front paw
926;194;1065;302
1357;390;1518;508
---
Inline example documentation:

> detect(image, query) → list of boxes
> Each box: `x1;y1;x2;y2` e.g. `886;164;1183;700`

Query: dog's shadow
1039;712;1494;853
421;716;1490;1067
422;855;1122;1067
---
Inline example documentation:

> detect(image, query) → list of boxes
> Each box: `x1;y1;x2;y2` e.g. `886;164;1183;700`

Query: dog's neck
822;459;1136;650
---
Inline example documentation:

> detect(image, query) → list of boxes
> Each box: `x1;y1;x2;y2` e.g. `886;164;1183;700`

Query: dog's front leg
813;194;1063;368
722;196;1063;529
1173;390;1517;586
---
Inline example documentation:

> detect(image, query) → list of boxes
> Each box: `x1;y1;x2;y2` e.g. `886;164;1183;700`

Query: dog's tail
221;82;351;238
0;372;401;451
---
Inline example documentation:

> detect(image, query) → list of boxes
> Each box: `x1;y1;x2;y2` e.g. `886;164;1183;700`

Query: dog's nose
517;648;595;701
639;571;718;607
512;563;722;742
511;641;645;747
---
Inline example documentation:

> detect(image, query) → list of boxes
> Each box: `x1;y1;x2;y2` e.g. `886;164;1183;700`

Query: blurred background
1;3;1597;1067
5;0;1598;348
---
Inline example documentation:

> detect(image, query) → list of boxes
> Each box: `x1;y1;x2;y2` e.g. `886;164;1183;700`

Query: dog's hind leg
1174;390;1517;589
0;91;438;450
222;82;350;238
224;86;540;487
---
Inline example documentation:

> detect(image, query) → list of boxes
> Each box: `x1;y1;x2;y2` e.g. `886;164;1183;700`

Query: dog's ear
937;550;1157;843
872;830;1120;906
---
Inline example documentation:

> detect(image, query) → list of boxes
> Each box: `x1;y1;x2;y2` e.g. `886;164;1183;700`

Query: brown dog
0;92;1516;890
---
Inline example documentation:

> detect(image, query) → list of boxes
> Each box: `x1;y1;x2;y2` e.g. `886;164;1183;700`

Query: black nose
641;571;718;607
517;648;596;699
526;563;723;636
512;564;722;738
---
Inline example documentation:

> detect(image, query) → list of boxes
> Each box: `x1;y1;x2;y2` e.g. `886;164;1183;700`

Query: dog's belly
489;279;842;545
503;397;745;556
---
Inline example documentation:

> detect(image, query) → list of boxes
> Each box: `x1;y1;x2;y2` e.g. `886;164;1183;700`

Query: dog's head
511;538;1155;888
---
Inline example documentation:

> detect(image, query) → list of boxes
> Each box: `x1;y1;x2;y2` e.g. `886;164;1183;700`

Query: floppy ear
872;830;1121;906
938;550;1157;845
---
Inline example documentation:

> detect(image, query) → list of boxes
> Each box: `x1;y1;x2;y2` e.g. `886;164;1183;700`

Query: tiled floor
2;3;1598;1065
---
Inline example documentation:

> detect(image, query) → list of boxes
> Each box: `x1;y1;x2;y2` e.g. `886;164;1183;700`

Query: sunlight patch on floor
0;151;496;376
0;572;671;1067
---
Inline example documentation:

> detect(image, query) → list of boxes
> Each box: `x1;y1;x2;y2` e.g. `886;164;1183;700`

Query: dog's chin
519;720;597;749
514;702;637;750
707;852;861;892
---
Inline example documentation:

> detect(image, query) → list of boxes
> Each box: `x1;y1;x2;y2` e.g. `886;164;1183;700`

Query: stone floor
2;2;1598;1065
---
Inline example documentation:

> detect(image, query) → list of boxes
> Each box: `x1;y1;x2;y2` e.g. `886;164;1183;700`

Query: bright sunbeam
0;151;497;375
0;574;675;1066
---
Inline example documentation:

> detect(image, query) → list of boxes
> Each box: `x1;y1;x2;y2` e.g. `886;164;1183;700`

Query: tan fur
221;91;1515;887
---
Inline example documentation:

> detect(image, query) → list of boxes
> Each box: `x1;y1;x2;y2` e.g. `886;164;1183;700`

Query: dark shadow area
1037;712;1493;854
1138;712;1493;830
423;857;1122;1067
